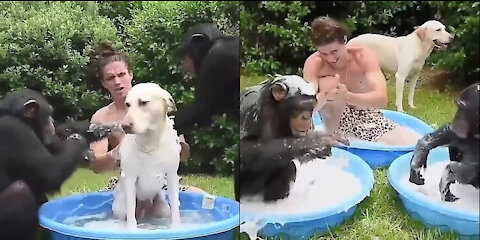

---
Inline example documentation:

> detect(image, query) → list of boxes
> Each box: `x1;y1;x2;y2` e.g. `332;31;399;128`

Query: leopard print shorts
338;106;398;142
101;175;190;192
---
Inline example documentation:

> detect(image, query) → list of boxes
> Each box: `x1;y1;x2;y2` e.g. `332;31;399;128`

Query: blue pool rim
388;147;479;236
240;147;375;238
313;109;434;168
39;191;240;240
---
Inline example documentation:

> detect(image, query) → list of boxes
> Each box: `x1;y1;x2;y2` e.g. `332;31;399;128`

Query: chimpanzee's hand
57;119;120;143
305;130;349;148
82;149;96;163
88;122;122;139
409;154;427;185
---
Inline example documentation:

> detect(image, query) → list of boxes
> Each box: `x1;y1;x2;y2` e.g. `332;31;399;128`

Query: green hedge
0;1;119;120
241;1;479;86
0;1;239;175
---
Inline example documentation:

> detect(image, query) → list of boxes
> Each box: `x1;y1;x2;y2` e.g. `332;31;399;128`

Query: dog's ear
165;97;177;114
416;26;426;41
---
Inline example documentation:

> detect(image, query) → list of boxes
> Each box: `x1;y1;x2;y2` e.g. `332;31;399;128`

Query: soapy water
240;155;362;239
63;209;216;231
401;161;479;213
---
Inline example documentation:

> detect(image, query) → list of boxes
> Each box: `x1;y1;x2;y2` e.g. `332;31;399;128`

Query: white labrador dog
112;82;182;229
348;20;454;112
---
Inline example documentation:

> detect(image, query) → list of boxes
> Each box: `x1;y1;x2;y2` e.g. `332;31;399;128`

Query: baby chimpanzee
409;83;479;202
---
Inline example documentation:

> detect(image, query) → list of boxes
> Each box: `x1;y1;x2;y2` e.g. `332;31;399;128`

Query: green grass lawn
239;72;466;240
51;167;235;200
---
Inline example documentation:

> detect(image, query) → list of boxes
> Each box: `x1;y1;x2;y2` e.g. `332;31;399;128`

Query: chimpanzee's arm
409;124;455;185
240;132;334;171
55;119;117;144
1;117;107;193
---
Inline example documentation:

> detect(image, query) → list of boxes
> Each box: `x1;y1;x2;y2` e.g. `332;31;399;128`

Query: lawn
51;167;235;200
239;71;466;240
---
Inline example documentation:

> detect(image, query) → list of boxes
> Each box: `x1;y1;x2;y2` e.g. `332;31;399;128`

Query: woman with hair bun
88;42;205;216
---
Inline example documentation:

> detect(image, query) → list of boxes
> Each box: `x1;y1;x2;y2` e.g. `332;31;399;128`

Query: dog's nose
121;123;133;134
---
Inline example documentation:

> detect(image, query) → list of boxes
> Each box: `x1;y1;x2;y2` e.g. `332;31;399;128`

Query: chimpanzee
177;23;240;200
239;74;348;202
175;23;239;135
0;89;116;240
409;83;479;202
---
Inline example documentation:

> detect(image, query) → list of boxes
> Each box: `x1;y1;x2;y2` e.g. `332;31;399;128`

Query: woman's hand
179;134;190;162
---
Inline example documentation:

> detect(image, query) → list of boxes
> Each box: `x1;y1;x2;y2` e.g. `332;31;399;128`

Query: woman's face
101;61;133;100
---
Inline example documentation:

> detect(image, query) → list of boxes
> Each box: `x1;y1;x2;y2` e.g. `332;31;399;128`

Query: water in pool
240;155;362;239
401;161;479;213
241;154;362;216
63;209;216;231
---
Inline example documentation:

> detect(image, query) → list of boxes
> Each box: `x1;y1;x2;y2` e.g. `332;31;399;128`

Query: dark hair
311;16;351;46
91;42;131;81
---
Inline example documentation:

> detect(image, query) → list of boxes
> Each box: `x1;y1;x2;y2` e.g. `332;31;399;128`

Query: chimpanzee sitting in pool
239;74;348;202
409;82;479;202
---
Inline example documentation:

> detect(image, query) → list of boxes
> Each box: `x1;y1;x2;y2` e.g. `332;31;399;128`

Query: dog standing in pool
111;82;182;229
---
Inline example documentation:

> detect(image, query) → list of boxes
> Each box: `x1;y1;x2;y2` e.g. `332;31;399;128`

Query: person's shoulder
303;51;326;73
304;51;323;65
347;45;379;70
91;103;113;123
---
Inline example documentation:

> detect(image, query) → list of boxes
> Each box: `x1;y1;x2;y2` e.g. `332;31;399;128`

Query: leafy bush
0;1;239;175
0;1;119;121
425;1;479;84
241;1;479;86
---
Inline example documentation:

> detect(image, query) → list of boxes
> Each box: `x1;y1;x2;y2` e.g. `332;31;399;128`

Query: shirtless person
303;16;420;145
89;42;205;218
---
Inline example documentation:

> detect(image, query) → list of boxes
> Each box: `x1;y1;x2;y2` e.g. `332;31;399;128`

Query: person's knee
378;126;420;145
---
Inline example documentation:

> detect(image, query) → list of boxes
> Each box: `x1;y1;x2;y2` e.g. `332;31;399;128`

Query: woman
88;42;206;200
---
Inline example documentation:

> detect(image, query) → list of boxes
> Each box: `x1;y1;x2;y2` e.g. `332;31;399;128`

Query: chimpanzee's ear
271;80;288;102
191;33;207;42
23;99;39;119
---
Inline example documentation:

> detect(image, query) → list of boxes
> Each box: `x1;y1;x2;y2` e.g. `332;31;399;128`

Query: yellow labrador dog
112;83;182;229
348;20;454;112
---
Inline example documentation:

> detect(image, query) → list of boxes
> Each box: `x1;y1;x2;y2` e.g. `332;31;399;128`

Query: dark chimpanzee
409;82;479;202
239;74;348;202
0;89;116;240
175;23;239;134
176;23;240;200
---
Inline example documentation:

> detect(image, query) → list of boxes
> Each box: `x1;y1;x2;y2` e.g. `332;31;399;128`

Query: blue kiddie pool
240;148;374;240
39;191;239;240
313;109;434;168
388;147;479;238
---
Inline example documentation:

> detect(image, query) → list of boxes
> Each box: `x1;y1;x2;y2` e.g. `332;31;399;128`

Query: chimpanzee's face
0;89;55;142
270;75;318;137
